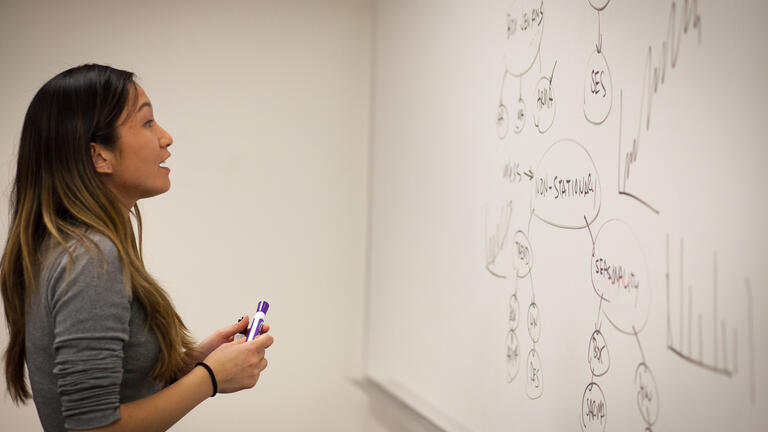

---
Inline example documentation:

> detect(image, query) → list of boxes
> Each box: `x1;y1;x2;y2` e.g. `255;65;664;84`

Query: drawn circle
583;49;613;125
532;139;602;229
587;330;610;377
533;75;555;133
513;97;526;134
497;103;509;139
503;0;545;77
588;0;610;11
512;230;533;278
581;382;607;432
509;294;520;330
506;330;520;382
525;349;543;399
590;219;651;335
527;302;541;343
634;363;659;426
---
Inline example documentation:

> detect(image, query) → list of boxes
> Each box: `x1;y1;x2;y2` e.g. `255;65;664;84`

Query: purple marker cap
257;300;270;314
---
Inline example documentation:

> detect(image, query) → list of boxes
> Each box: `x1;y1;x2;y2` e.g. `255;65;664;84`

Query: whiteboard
365;1;768;431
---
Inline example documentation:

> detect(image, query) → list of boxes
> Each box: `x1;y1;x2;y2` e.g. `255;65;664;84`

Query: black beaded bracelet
195;362;218;397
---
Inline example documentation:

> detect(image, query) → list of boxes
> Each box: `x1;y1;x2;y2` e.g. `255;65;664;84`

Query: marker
246;300;270;342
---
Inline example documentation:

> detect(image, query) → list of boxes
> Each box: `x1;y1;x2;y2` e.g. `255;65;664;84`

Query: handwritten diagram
583;0;613;125
489;204;543;399
584;218;657;431
497;0;558;138
484;0;759;430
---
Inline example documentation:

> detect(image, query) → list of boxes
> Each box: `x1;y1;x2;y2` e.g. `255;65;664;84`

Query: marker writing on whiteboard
246;300;270;342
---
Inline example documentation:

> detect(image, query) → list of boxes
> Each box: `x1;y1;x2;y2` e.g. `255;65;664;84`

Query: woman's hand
189;316;271;364
202;333;274;393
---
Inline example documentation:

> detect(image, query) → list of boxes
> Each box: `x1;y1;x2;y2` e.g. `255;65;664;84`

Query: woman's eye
145;119;154;127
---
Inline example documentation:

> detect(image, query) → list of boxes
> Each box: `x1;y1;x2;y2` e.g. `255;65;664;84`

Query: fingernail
237;316;244;323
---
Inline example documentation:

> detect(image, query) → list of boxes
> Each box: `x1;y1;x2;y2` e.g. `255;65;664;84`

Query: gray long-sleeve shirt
25;232;162;431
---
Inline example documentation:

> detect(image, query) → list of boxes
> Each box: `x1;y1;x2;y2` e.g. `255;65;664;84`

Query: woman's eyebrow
136;101;152;113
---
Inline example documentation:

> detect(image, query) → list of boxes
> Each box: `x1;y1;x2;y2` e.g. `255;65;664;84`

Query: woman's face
94;83;174;209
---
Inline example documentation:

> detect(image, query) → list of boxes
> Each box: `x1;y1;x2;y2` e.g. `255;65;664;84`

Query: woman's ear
90;142;114;174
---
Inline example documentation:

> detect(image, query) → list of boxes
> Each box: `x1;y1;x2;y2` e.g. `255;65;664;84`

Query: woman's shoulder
35;229;130;307
44;229;119;259
78;230;121;261
39;229;124;278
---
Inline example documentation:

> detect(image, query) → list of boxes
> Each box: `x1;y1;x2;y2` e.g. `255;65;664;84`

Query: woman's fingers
250;334;274;350
231;315;250;334
202;326;273;394
216;315;250;341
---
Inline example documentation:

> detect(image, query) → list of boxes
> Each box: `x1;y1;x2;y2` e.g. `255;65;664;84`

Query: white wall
365;1;768;431
0;1;394;430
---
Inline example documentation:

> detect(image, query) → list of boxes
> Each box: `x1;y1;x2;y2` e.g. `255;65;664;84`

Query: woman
0;64;273;431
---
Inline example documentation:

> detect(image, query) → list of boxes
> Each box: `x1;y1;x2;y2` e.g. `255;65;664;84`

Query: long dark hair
1;64;194;404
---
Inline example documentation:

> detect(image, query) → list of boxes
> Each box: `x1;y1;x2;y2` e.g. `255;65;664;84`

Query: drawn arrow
524;169;534;180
